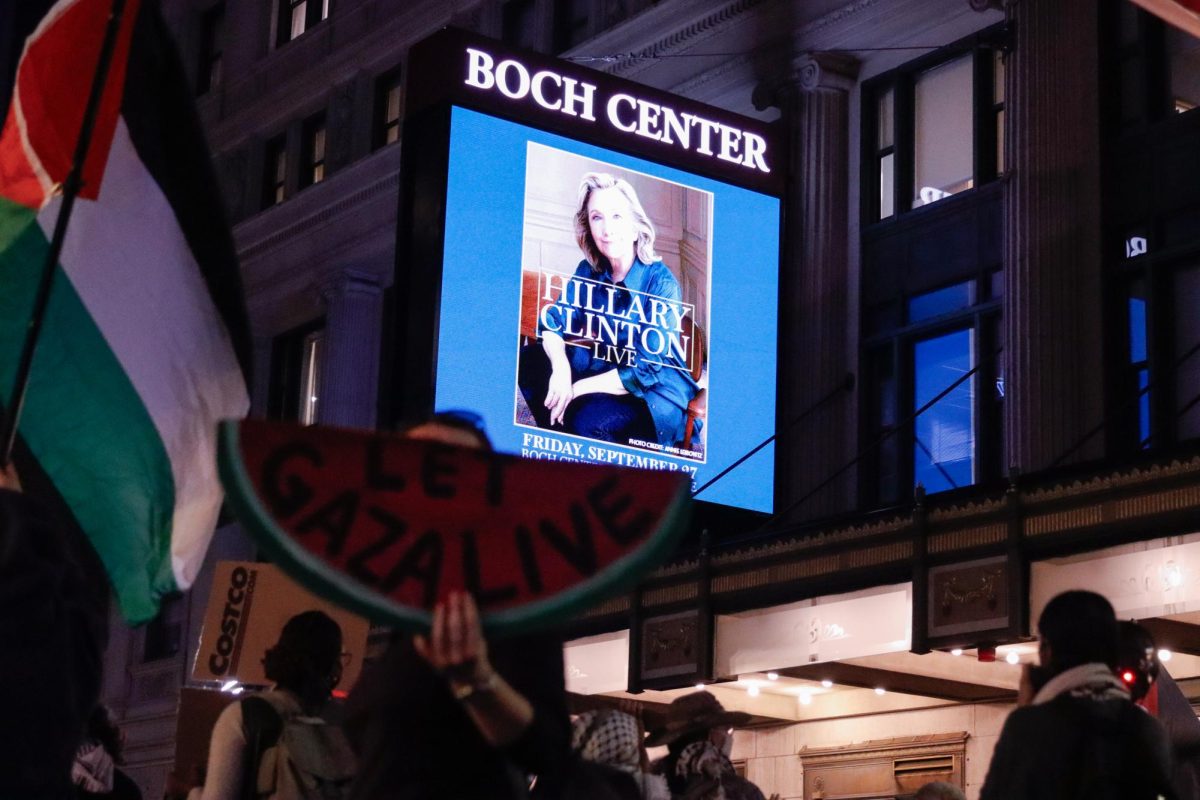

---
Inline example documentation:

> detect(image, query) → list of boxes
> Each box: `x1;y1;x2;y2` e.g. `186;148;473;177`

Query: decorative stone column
759;52;859;522
1003;0;1104;471
316;270;384;429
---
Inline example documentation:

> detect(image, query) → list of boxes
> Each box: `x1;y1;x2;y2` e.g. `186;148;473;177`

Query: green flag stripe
0;197;175;623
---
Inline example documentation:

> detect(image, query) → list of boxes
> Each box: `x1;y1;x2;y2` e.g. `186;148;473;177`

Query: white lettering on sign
1126;236;1148;259
464;48;771;174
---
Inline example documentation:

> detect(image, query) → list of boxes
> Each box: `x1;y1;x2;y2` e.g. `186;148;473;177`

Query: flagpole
0;0;128;467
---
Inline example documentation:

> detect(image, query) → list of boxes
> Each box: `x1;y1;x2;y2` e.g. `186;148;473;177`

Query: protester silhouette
343;413;571;799
980;590;1174;799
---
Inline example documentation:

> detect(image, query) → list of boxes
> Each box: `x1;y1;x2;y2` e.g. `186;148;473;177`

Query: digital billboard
397;31;782;514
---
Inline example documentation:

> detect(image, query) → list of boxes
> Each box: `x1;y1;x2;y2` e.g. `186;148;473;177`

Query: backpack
240;693;357;800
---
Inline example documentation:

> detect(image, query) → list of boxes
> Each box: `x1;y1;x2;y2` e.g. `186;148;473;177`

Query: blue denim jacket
539;257;701;446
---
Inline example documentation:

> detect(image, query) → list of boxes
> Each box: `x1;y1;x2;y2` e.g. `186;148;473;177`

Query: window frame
276;0;330;47
299;112;327;189
196;2;224;96
373;66;403;150
261;133;287;209
862;26;1008;225
268;318;326;424
861;277;1003;507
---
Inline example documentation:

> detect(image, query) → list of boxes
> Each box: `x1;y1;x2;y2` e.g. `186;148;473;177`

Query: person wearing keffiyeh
644;692;772;800
72;705;142;800
571;709;670;800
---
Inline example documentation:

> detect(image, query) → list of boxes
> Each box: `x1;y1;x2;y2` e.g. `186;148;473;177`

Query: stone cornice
234;154;400;264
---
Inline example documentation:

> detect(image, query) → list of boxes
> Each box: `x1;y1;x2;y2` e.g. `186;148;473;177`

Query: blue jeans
518;343;656;445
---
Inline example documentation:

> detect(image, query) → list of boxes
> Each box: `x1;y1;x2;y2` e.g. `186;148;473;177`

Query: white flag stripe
38;117;249;589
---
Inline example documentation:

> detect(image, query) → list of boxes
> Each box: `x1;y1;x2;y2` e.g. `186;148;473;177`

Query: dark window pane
867;347;899;503
1120;54;1146;126
301;114;326;188
913;329;975;493
995;108;1005;175
908;281;975;323
197;3;224;95
1119;2;1141;48
1174;268;1200;440
1168;25;1200;113
1138;368;1151;448
143;595;184;662
374;69;403;150
989;270;1003;301
263;135;286;208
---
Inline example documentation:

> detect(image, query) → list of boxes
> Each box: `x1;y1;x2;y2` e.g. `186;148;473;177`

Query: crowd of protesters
4;418;1200;800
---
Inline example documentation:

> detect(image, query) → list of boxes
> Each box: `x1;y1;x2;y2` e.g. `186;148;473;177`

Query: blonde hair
573;172;658;272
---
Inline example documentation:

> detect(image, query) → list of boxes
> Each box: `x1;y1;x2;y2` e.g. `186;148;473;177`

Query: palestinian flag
0;0;251;622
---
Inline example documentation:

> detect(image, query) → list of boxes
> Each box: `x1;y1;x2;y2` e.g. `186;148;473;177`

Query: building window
1128;281;1151;448
1111;1;1200;127
865;31;1006;222
1167;23;1200;114
197;3;224;95
262;134;286;208
277;0;329;46
913;328;975;492
374;68;402;149
143;594;185;662
300;113;326;188
269;321;324;424
1174;268;1200;441
863;278;1002;505
913;54;975;208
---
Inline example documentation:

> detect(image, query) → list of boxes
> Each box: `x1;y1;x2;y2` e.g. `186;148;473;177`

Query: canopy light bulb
747;685;761;697
767;672;779;681
821;679;833;688
694;683;706;690
874;687;886;696
1005;652;1020;665
951;648;963;657
799;692;812;706
1158;649;1173;663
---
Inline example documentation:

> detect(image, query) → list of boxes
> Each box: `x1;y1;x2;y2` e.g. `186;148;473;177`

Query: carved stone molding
316;268;383;307
753;51;859;110
795;51;860;94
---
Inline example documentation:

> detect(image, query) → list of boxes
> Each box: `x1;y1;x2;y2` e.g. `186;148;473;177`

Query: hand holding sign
216;418;691;635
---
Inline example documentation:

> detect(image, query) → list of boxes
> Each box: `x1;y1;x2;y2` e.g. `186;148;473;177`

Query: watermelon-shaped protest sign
217;419;691;635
